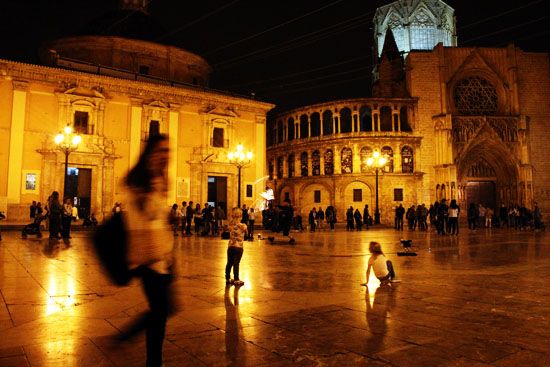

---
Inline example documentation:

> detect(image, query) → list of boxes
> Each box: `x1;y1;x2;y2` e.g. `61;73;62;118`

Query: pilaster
7;80;28;204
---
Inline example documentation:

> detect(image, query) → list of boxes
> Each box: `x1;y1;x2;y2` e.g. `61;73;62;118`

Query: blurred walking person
118;134;175;367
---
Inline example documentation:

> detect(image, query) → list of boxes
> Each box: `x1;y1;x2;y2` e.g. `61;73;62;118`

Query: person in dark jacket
48;191;63;240
363;204;370;230
354;209;363;230
346;206;354;231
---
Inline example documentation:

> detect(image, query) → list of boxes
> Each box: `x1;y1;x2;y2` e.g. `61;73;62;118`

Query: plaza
0;227;549;366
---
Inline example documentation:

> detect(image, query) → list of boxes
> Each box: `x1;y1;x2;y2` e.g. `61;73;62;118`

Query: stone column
373;110;380;131
352;143;360;173
334;145;341;174
283;155;288;177
7;80;28;204
129;99;143;170
307;151;312;176
394;147;402;173
294;154;300;178
167;107;179;205
320;153;325;176
307;114;311;138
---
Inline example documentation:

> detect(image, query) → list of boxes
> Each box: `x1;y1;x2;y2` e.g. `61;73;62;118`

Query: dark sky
1;0;548;112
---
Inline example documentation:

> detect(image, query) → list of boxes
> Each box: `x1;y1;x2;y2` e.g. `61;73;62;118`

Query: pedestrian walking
118;134;175;367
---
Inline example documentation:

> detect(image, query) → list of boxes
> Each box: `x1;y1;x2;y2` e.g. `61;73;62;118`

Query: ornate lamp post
228;144;253;208
366;150;387;224
54;125;82;198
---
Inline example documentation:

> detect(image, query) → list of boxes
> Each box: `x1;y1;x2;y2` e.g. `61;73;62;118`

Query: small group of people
395;199;460;235
27;195;77;240
468;202;543;230
345;205;371;231
167;201;226;237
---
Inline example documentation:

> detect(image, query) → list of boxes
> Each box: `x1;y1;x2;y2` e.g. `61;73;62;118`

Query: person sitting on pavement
361;241;400;286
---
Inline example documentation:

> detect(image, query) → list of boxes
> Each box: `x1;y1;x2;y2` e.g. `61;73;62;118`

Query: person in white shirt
361;241;399;286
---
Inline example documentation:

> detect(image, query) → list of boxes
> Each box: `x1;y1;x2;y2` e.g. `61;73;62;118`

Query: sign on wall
176;177;189;198
22;170;40;195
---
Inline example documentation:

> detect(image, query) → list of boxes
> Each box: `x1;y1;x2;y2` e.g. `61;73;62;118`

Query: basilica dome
39;6;211;86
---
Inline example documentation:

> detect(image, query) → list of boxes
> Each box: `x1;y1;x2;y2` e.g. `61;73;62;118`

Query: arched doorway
457;141;519;211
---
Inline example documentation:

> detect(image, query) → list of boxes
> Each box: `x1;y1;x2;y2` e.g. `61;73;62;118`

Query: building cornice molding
0;59;275;114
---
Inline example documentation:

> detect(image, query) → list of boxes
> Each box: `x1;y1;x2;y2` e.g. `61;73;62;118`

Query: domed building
266;0;550;223
0;0;273;221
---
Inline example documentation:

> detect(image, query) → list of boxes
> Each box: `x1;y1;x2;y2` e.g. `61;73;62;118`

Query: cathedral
0;0;273;221
266;0;550;223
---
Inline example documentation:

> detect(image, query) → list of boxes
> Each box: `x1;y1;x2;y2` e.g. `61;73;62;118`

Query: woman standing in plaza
48;191;63;240
119;134;175;367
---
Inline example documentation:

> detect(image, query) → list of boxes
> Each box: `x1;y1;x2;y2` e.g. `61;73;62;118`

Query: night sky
1;0;548;112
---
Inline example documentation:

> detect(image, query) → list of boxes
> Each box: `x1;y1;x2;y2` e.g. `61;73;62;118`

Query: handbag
92;213;131;285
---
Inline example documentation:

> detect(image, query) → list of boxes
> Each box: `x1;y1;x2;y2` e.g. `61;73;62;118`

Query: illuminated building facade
267;0;550;223
0;1;273;221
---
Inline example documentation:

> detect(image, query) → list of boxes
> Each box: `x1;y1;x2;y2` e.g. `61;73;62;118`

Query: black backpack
92;213;131;285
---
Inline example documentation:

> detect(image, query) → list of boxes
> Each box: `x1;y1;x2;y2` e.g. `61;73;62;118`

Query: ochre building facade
0;33;273;221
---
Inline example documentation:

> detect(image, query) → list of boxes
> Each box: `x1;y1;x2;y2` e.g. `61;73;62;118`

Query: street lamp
228;144;253;208
366;150;388;224
54;124;82;198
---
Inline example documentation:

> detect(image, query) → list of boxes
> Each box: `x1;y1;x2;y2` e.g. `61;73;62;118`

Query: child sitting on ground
225;208;248;286
361;241;400;286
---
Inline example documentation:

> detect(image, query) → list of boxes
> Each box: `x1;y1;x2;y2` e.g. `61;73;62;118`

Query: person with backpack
117;134;175;367
225;208;248;286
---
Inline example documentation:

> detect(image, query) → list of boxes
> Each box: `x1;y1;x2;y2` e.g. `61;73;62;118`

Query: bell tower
119;0;149;13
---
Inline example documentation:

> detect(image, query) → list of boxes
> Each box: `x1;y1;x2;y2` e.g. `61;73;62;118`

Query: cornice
0;58;275;115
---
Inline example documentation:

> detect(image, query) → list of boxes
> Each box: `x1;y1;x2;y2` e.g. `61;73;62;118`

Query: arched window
277;156;284;179
300;114;309;139
380;106;392;131
269;160;274;180
287;118;295;141
277;120;283;143
322;110;333;135
381;146;394;173
288;154;295;178
401;146;414;173
324;149;334;175
453;76;498;115
310;113;321;137
312;150;321;175
359;106;372;131
340;107;352;133
400;107;411;131
341;147;353;174
300;152;308;176
360;146;373;173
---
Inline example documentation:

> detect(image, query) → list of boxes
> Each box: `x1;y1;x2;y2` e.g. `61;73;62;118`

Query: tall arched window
287;117;295;141
340;107;352;133
324;150;334;175
401;146;414;173
277;156;284;178
360;146;373;173
288;154;295;178
381;146;394;173
310;113;321;137
277;120;283;143
341;147;353;174
269;160;274;180
300;114;309;139
359;106;372;131
300;152;308;176
380;106;392;131
400;107;411;131
322;110;333;135
453;76;498;115
312;150;321;175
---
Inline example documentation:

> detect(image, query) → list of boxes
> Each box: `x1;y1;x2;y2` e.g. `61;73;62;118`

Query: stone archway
457;138;519;210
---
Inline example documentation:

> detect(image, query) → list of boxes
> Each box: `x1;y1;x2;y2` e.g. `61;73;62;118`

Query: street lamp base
374;211;381;224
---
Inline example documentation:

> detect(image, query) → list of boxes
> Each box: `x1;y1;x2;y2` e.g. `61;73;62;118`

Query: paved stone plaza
0;227;549;366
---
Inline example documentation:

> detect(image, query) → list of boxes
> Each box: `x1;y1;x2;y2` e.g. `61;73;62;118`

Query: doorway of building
465;181;496;209
208;176;227;215
65;167;92;219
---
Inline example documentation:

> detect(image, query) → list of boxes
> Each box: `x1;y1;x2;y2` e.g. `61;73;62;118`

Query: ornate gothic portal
456;140;521;210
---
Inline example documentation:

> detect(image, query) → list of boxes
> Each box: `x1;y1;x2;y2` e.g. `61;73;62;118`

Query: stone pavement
0;227;549;366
